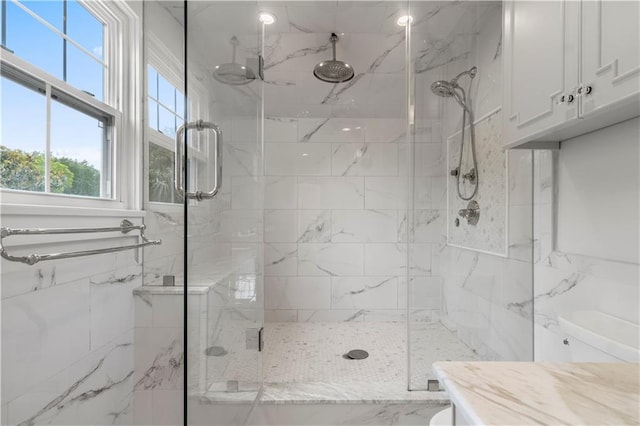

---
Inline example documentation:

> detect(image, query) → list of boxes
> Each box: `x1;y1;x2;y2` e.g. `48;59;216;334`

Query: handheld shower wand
430;66;479;201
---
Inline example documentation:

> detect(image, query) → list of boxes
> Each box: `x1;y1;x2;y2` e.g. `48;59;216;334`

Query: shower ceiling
169;1;497;118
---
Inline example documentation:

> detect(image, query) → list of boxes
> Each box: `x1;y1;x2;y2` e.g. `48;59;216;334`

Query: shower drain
344;349;369;360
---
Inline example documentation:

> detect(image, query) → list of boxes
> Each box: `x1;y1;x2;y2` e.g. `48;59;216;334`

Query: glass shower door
183;2;264;424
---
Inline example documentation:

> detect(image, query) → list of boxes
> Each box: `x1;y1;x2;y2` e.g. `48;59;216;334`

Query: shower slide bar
0;220;161;265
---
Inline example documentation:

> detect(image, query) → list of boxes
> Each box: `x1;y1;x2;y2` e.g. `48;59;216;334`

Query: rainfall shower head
213;36;256;86
313;33;355;83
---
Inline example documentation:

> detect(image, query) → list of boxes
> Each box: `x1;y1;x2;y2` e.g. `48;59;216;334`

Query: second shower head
430;80;457;98
430;66;477;97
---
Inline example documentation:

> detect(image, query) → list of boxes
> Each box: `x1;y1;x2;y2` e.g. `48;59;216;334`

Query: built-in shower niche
446;108;508;256
133;273;262;406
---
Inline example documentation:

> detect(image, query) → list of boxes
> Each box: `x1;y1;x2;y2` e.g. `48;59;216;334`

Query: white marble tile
7;332;134;426
265;143;331;176
265;276;331;310
509;204;533;262
265;176;298;209
410;143;446;177
134;326;183;392
134;291;153;328
332;210;398;243
284;4;337;35
265;116;298;143
232;118;259;142
331;143;399;177
298;177;364;209
399;276;443;310
412;176;433;209
151;390;183;426
2;281;91;403
223;142;258;177
265;210;299;243
409;209;444;244
231;176;260;209
297;210;332;243
264;243;298;276
431;177;447;210
265;309;298;322
508;149;533;206
296;309;365;322
89;266;140;349
364;177;407;210
368;74;406;113
331;276;399;309
133;391;153;426
298;243;364;277
220;209;261;243
365;243;431;276
364;118;407;143
297;117;365;143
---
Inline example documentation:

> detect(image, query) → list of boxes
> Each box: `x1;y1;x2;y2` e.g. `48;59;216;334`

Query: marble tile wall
411;2;536;374
262;116;446;322
1;212;143;425
258;0;496;323
533;120;640;361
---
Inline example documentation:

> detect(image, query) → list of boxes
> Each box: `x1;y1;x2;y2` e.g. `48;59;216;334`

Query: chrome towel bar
0;220;161;266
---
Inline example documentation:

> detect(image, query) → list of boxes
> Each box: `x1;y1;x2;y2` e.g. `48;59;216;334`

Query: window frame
0;0;142;211
144;32;208;211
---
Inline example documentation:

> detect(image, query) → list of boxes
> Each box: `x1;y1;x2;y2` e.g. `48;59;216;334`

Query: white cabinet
581;1;640;117
503;0;640;148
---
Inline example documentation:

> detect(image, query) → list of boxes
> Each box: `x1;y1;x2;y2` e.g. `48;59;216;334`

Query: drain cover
205;346;228;357
345;349;369;360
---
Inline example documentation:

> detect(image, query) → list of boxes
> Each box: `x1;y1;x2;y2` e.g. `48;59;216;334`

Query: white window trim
0;0;142;213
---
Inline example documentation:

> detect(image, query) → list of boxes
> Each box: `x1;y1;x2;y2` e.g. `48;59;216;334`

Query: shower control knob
450;168;459;177
585;85;593;95
567;94;575;104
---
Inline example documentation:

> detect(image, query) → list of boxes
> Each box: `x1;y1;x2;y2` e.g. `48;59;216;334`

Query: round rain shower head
430;80;456;97
213;36;256;86
213;62;255;86
313;33;355;83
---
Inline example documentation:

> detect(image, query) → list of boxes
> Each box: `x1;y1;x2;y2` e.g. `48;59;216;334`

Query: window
0;0;140;208
146;65;185;204
144;30;209;208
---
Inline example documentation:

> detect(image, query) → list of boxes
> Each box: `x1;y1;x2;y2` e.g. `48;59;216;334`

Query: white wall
1;2;144;424
436;2;535;362
261;17;418;322
534;118;640;361
1;212;141;426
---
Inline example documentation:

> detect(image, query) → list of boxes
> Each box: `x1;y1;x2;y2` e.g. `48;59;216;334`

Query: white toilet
559;310;640;362
429;406;452;426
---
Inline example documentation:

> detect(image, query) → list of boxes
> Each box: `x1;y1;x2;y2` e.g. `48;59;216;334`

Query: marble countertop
433;362;639;425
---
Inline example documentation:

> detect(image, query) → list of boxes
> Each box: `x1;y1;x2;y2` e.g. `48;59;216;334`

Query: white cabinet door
580;0;640;117
503;0;580;147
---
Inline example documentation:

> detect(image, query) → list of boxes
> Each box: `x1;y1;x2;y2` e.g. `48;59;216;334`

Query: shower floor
260;321;480;403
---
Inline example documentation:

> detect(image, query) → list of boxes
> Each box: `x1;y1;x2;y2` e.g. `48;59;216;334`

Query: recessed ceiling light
397;15;413;26
342;127;351;132
259;12;276;25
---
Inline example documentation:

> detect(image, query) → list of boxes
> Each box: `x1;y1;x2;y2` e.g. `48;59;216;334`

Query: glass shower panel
407;1;534;390
184;2;263;424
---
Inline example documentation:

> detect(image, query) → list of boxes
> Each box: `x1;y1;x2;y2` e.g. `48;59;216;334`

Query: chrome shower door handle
174;120;223;201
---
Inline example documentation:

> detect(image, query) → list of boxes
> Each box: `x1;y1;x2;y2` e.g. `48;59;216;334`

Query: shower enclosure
0;1;534;425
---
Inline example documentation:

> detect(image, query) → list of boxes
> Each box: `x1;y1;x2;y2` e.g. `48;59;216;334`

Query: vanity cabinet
503;0;640;148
